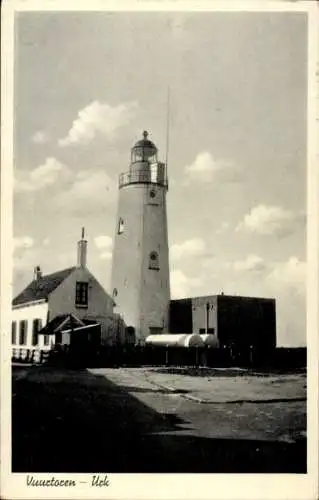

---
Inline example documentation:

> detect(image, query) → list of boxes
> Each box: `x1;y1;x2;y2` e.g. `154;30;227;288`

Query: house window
43;335;50;346
32;318;42;346
11;321;17;345
149;251;160;270
117;218;124;234
19;320;27;345
75;281;89;308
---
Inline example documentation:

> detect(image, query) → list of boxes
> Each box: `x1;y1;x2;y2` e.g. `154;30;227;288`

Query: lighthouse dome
131;131;158;163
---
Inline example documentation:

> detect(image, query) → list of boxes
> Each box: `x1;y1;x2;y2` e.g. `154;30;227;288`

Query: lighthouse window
149;251;160;270
148;188;159;205
118;218;124;234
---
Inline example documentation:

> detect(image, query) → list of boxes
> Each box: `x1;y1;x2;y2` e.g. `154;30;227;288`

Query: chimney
77;227;87;268
33;266;42;281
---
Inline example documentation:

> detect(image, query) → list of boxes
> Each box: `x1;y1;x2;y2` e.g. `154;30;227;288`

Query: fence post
165;345;169;366
195;347;199;367
202;348;207;367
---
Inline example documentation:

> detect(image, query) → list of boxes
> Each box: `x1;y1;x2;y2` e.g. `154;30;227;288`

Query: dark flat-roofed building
170;294;276;354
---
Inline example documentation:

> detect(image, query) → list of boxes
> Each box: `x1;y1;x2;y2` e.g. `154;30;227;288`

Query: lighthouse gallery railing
119;167;168;189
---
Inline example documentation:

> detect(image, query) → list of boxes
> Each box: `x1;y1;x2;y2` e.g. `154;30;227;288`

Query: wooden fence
11;345;306;369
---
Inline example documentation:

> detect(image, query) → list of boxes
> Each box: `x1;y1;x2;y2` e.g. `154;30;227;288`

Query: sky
13;11;307;346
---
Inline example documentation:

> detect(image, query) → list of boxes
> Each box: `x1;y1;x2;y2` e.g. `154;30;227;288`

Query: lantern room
119;130;168;189
131;130;158;164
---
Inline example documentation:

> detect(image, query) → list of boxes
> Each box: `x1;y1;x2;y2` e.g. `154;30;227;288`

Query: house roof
39;313;100;336
38;313;86;335
12;267;76;306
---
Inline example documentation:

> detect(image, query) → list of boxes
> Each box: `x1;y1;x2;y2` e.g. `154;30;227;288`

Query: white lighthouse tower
111;131;170;344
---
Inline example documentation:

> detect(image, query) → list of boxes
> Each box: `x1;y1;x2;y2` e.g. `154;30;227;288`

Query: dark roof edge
170;294;276;302
12;298;48;309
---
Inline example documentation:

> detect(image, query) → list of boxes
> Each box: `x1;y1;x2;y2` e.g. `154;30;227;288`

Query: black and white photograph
1;1;318;499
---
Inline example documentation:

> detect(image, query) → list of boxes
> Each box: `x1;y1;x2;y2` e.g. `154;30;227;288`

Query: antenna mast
165;87;171;168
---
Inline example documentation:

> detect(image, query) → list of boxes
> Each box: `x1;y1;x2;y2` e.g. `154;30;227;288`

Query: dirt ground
12;364;306;473
94;366;306;403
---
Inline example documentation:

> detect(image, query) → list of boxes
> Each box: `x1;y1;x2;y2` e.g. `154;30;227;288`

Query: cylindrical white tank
145;333;205;348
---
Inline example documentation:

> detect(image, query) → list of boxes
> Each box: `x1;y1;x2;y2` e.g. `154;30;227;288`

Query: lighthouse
111;131;170;344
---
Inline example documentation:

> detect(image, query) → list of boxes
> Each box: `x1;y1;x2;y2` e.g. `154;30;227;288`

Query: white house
11;230;118;360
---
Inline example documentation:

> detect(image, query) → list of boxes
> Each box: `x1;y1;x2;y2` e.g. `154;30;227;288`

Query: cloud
236;204;305;237
211;254;304;290
94;235;113;261
184;152;221;182
94;235;113;249
266;257;306;346
14;236;34;251
184;152;241;184
267;256;306;291
56;251;76;268
15;157;116;213
31;130;49;144
58;100;137;147
13;239;35;278
170;238;207;261
170;269;202;299
275;296;306;347
54;169;117;214
15;157;71;193
216;222;230;234
232;254;266;272
13;237;36;272
14;255;35;273
171;254;307;347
